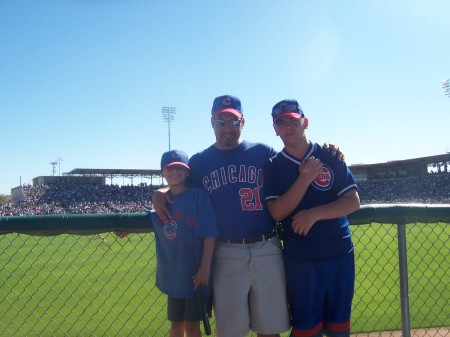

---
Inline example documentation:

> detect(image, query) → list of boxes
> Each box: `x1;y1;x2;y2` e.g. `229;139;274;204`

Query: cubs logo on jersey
163;220;178;239
312;165;334;191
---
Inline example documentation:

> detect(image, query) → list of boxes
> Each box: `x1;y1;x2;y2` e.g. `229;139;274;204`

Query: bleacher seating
0;184;158;216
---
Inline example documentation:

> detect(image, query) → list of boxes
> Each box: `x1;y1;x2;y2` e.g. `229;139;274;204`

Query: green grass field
351;223;449;333
1;223;449;336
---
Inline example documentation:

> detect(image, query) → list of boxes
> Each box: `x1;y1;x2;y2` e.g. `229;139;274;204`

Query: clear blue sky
1;0;449;195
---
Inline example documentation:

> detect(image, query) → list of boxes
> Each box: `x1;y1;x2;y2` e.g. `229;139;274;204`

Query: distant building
10;186;27;202
350;153;450;181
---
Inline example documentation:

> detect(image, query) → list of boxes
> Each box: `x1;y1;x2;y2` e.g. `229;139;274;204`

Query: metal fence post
397;222;411;337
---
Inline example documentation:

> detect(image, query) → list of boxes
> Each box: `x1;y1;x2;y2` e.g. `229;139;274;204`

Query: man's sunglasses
214;118;242;127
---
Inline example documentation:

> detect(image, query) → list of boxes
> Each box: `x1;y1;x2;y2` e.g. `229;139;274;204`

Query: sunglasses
273;118;302;128
214;118;242;127
272;104;300;117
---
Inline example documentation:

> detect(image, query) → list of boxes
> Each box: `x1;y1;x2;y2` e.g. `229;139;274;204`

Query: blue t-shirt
188;140;277;240
152;187;219;299
264;142;358;261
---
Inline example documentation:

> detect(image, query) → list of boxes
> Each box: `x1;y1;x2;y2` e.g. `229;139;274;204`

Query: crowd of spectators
0;183;158;216
1;173;449;216
358;173;450;204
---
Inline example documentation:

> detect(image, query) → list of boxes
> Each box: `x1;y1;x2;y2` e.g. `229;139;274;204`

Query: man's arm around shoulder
152;187;172;224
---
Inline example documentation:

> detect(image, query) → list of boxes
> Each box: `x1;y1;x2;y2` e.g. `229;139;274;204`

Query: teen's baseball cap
211;95;243;118
271;99;304;121
160;150;190;170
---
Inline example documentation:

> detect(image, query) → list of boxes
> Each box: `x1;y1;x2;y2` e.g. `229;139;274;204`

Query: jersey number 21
239;187;263;210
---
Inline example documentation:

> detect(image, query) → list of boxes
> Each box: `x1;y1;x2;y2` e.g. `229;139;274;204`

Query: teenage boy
264;99;360;337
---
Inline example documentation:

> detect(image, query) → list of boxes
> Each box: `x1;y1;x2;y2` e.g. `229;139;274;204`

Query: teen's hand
299;156;322;184
291;209;317;236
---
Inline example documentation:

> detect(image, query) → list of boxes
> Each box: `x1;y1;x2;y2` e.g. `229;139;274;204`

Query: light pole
57;157;63;176
162;106;176;150
442;79;450;98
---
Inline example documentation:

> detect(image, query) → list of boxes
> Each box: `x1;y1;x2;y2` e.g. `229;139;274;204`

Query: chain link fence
1;205;449;337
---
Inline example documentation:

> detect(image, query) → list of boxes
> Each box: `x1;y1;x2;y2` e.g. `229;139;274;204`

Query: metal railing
1;204;449;337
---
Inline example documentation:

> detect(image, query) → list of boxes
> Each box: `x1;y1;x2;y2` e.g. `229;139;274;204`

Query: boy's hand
114;231;129;239
323;142;345;162
299;156;322;183
152;189;173;224
192;264;210;290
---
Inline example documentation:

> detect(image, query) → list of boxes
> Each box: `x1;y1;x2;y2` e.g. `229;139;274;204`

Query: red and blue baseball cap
211;95;243;119
271;99;304;121
160;150;190;170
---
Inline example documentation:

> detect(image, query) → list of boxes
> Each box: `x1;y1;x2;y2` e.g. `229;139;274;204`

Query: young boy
263;99;360;337
118;149;219;337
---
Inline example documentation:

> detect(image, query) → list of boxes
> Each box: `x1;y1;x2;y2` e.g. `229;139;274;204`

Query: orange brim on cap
212;108;243;119
164;162;190;170
273;112;302;121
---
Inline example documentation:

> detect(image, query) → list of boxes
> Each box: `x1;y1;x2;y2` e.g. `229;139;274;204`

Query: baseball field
1;222;448;336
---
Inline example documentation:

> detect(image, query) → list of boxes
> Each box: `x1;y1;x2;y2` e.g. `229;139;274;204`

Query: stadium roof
350;153;450;180
65;168;162;178
350;153;450;170
64;153;450;182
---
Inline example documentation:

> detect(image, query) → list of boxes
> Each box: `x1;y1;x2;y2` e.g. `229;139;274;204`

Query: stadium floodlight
162;106;176;150
50;161;57;176
442;79;450;97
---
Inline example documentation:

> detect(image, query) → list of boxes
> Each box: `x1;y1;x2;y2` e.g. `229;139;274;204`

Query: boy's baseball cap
271;99;304;121
211;95;243;118
160;150;190;170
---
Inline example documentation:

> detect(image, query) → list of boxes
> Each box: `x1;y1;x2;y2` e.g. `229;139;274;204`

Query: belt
221;231;276;244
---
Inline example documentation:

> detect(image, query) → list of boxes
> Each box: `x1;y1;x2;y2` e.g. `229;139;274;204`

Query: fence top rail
0;212;153;236
1;204;449;236
348;203;450;225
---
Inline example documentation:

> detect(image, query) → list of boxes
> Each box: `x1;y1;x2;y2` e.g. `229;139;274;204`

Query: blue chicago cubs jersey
188;140;277;240
264;142;358;261
152;187;219;299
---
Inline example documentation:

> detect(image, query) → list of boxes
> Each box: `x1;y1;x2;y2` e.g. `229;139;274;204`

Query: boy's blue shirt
152;187;219;298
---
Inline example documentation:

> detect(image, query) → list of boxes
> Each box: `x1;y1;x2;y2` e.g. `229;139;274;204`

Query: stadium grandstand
1;154;449;216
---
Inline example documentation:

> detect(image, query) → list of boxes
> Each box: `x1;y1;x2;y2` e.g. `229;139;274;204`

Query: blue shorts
285;251;355;337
